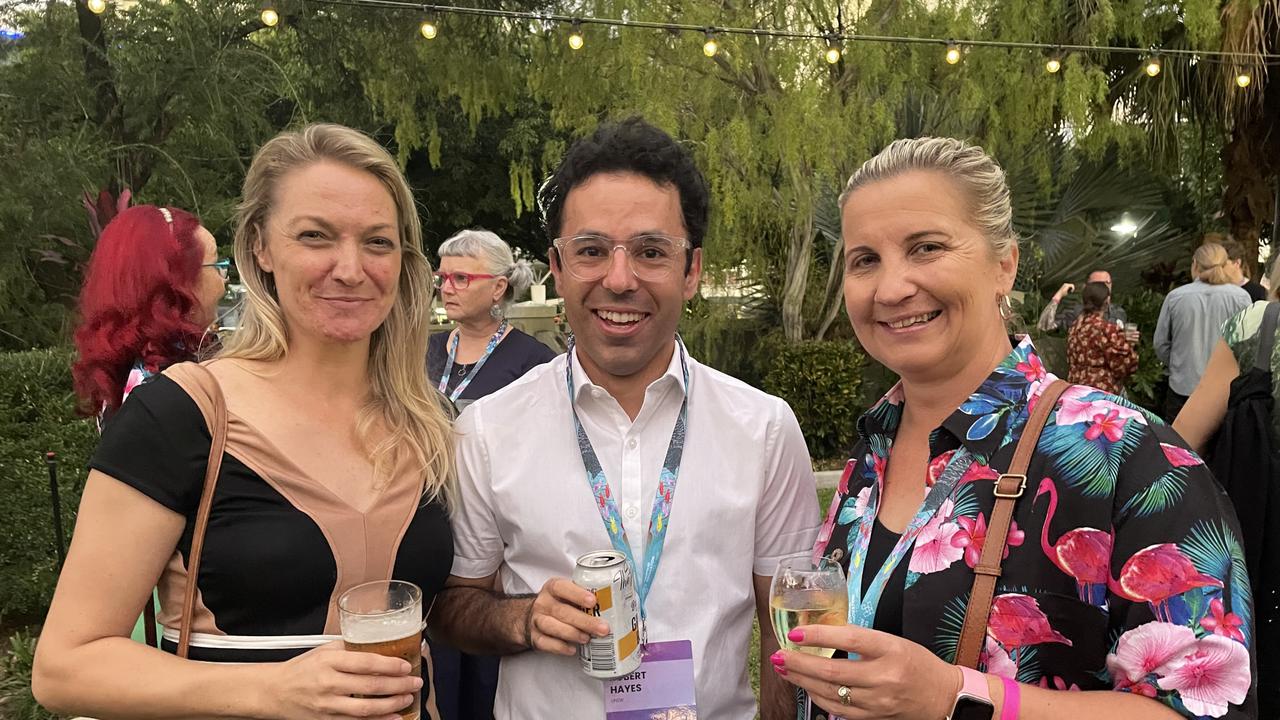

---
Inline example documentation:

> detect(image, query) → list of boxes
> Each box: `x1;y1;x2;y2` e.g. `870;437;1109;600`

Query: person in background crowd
777;136;1255;720
35;123;455;720
1155;242;1252;421
428;229;555;416
72;204;227;426
1218;237;1267;303
1067;281;1139;395
429;117;819;720
426;228;555;720
1037;268;1127;332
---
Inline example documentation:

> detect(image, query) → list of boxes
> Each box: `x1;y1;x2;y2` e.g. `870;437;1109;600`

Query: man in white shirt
429;117;820;720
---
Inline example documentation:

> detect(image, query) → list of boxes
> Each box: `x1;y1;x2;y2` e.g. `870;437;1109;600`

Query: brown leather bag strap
954;379;1070;669
175;364;228;659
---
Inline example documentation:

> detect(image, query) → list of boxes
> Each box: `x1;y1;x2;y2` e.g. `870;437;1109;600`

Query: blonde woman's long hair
1193;243;1235;286
221;123;454;508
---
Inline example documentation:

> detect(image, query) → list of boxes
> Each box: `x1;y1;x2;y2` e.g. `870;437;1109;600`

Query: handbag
954;379;1069;668
141;363;228;659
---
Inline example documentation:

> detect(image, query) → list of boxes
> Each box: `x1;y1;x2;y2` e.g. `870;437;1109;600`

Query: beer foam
341;608;422;644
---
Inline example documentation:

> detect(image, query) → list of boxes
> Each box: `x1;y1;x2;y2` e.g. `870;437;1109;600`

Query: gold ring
837;684;853;706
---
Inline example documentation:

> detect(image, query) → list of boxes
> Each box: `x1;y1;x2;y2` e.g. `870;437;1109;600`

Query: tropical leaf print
1181;520;1253;644
1015;646;1043;685
1038;417;1144;497
950;482;981;520
934;594;971;663
866;399;902;433
1118;467;1190;519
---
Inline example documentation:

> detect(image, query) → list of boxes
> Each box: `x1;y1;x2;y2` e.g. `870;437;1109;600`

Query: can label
574;550;642;679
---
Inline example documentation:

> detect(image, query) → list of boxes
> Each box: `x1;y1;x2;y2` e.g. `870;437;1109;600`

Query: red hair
72;205;208;416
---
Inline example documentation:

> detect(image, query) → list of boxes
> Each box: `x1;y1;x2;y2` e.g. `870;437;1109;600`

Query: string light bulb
260;3;279;27
945;41;962;65
824;36;842;64
567;20;584;50
1045;56;1061;74
702;30;718;58
419;17;438;40
1235;72;1251;88
1144;56;1162;77
87;0;108;13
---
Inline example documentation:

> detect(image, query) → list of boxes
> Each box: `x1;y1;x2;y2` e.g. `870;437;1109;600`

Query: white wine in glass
769;556;848;658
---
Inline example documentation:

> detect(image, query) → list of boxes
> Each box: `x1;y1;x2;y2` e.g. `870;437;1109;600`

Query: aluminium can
573;549;642;679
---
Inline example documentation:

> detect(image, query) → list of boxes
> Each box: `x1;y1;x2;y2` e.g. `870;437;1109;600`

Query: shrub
0;630;58;720
0;349;96;626
762;339;865;459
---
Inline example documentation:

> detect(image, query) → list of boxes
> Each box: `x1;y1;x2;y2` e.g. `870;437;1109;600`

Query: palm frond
1182;520;1254;643
1118;467;1189;519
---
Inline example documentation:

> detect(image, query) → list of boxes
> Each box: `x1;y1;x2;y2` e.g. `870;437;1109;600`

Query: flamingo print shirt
814;339;1255;719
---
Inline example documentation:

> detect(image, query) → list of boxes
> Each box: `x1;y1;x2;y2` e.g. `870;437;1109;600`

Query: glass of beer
769;556;848;658
338;580;423;720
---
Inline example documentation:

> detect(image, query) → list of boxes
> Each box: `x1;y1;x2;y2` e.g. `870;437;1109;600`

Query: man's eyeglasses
204;258;232;281
552;234;688;282
433;271;501;290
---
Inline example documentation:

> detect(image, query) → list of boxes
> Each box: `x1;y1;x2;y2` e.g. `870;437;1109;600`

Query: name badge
604;640;697;719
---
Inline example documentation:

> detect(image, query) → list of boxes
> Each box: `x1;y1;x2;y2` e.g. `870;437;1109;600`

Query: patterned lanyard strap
565;335;690;638
845;445;974;630
437;319;508;402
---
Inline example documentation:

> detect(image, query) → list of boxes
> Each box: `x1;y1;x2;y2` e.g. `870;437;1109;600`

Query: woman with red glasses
427;228;554;720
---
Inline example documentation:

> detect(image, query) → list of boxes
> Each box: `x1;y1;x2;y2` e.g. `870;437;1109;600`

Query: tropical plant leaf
1039;420;1144;496
1181;520;1253;644
1118;467;1189;519
934;593;972;663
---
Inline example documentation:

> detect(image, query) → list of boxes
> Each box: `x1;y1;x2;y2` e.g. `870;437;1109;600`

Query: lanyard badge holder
437;319;508;403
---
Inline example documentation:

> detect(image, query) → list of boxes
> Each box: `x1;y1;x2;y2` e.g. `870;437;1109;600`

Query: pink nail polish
787;629;804;642
769;652;785;666
772;664;788;676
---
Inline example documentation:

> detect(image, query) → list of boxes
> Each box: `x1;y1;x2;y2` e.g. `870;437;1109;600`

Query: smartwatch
948;666;995;720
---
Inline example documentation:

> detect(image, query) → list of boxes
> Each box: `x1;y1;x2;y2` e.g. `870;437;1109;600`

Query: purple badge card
603;640;698;719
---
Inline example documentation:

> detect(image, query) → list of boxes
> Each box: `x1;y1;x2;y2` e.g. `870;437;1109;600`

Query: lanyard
437;319;508;402
844;446;973;629
565;335;690;633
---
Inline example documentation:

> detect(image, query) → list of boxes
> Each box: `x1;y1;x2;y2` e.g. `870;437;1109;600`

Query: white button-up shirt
451;346;820;719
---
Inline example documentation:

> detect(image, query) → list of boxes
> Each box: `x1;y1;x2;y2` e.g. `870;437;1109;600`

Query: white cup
530;284;547;303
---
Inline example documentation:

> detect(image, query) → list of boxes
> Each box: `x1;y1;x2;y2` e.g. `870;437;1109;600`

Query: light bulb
1145;58;1161;77
825;46;841;64
87;0;107;13
1045;58;1061;74
702;33;718;58
1236;72;1251;88
260;8;279;27
419;20;437;40
568;21;583;50
945;43;961;65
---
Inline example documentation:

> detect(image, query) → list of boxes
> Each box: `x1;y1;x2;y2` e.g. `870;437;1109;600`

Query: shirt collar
855;337;1048;462
569;337;688;404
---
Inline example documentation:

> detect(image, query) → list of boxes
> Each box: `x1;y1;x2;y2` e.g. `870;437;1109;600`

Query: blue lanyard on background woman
437;319;508;402
565;335;690;643
844;446;973;630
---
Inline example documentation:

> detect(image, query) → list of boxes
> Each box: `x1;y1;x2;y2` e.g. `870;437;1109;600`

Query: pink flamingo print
1035;478;1113;607
986;593;1072;670
1109;543;1223;623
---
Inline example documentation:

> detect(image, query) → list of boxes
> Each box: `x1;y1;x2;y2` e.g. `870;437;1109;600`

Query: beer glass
338;580;423;720
769;556;848;658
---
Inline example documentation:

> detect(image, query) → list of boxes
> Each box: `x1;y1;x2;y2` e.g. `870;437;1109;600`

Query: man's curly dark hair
537;117;709;273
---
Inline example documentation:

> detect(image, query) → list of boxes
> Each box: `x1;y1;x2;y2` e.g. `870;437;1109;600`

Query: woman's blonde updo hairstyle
221;123;454;508
839;137;1018;260
1192;243;1235;286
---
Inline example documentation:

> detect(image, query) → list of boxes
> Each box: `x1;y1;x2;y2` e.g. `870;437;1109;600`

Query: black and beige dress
91;363;453;676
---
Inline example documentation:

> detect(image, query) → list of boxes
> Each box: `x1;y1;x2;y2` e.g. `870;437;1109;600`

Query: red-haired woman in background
72;205;228;426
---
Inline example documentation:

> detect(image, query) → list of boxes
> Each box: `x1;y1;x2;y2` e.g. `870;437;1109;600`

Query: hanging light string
300;0;1280;66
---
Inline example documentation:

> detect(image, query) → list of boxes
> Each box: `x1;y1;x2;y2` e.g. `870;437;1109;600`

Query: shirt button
626;506;639;519
627;438;638;449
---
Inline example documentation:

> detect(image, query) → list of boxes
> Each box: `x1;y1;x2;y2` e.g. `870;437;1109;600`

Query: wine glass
769;555;848;658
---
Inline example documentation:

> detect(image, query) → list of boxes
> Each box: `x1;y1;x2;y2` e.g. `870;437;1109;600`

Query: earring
490;303;504;320
998;294;1014;321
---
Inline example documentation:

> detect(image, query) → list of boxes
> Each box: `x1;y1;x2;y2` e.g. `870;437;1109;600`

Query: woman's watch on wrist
947;666;994;720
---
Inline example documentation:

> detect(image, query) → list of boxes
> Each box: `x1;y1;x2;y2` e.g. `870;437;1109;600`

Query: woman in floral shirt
773;138;1254;720
1068;282;1138;395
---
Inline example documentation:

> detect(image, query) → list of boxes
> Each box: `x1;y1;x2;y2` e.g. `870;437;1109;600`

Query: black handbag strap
1254;302;1280;372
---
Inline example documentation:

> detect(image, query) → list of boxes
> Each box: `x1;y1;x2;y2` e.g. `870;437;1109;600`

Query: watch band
959;666;993;702
947;666;995;720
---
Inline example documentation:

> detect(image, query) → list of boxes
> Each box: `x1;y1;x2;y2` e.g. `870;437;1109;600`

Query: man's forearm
429;586;535;656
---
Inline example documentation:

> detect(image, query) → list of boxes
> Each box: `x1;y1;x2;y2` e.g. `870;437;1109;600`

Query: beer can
573;550;642;679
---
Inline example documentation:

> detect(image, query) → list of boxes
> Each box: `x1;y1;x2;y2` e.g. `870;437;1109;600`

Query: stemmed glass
769;555;848;658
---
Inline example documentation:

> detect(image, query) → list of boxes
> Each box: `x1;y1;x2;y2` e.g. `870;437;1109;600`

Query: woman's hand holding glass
771;624;962;720
769;556;848;658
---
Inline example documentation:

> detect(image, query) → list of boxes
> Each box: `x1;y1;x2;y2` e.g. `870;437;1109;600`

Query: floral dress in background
813;339;1255;718
1067;313;1138;395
